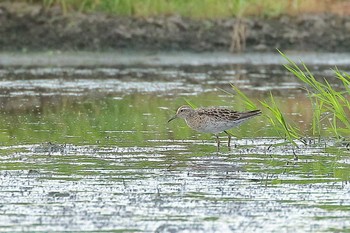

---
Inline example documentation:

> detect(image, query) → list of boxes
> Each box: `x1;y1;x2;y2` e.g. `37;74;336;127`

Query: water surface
0;52;349;232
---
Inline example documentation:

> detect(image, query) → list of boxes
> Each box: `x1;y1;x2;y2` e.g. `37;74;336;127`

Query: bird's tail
240;109;261;119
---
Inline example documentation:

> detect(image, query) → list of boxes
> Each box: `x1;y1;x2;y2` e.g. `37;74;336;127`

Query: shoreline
1;3;350;53
1;51;350;67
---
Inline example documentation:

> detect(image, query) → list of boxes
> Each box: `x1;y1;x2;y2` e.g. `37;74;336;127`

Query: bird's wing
198;108;261;121
197;108;241;121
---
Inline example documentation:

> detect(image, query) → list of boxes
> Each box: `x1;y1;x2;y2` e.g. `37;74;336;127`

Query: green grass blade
230;84;259;110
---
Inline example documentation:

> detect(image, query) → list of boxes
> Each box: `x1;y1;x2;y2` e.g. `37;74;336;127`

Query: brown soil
1;2;350;52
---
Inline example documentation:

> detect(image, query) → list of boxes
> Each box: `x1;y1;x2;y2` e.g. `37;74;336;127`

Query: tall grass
280;50;350;139
233;51;350;143
20;0;344;18
231;84;302;145
260;93;302;145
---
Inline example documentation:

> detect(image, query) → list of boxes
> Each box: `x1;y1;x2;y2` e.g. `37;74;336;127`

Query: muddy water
0;52;349;232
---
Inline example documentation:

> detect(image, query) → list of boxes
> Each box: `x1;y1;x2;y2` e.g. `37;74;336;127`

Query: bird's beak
167;115;177;123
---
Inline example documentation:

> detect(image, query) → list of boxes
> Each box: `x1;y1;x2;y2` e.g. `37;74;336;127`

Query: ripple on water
0;53;350;232
0;138;349;232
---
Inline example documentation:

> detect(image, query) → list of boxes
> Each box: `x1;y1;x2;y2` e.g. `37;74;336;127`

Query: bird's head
167;105;194;122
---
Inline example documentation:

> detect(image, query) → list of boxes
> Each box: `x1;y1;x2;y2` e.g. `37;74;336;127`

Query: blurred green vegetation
17;0;347;18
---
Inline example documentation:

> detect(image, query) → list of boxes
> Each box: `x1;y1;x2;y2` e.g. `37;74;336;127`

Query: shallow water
0;52;349;232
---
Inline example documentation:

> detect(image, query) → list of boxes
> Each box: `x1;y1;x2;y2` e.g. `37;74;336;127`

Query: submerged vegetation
18;0;347;18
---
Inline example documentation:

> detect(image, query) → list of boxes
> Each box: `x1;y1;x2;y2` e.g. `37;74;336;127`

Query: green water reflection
1;91;349;182
1;58;350;232
0;92;269;146
0;91;349;232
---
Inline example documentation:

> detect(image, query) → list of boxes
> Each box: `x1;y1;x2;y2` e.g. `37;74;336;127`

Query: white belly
186;119;246;134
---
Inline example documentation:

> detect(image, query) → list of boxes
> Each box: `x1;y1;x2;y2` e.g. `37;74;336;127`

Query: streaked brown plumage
168;105;261;151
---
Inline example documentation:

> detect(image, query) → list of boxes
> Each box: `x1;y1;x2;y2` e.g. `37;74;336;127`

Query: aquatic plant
260;93;302;145
232;52;350;144
231;84;302;145
230;84;259;110
279;50;350;139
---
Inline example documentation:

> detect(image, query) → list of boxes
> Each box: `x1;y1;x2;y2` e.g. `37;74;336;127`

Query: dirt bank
1;2;350;52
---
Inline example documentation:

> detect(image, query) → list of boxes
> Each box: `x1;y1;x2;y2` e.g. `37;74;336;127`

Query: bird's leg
224;131;231;149
215;134;220;151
